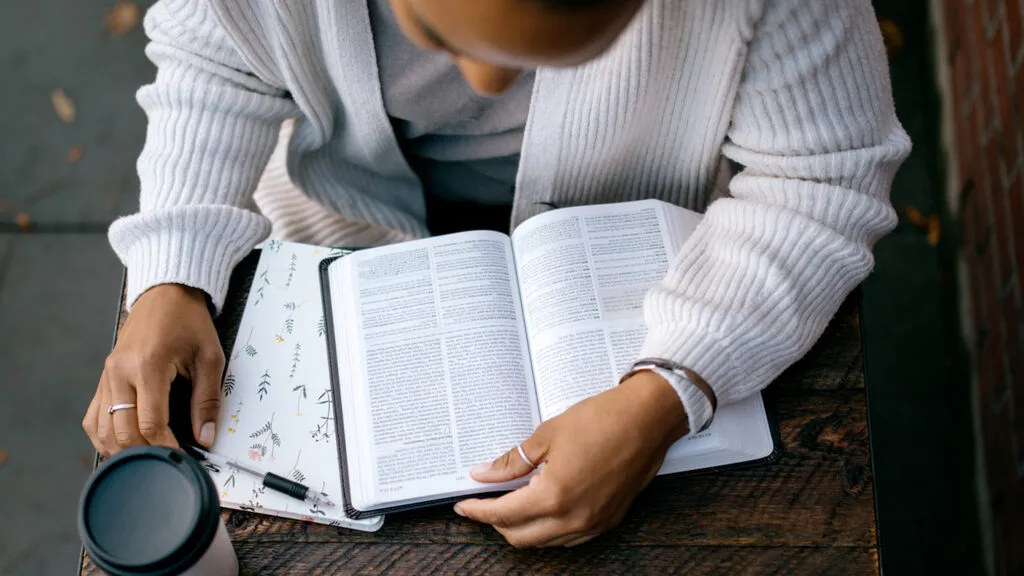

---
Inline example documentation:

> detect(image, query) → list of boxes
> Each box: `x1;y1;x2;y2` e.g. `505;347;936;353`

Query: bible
320;199;780;518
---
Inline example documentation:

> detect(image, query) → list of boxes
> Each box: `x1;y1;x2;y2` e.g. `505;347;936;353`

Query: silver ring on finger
517;444;537;469
108;403;137;415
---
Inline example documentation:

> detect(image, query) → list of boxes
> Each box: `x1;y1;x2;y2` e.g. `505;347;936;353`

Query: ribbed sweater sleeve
638;0;911;430
108;0;298;312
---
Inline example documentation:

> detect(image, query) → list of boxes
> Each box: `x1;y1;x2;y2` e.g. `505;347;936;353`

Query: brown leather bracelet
619;358;718;432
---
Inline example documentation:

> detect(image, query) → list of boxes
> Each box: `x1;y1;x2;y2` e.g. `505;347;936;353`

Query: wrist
618;370;690;444
138;283;210;309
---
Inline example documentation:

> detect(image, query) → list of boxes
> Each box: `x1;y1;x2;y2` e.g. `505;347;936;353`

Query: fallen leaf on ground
927;215;942;246
67;146;84;164
67;146;85;164
0;450;8;467
106;1;141;37
903;205;930;227
14;213;33;231
879;18;904;58
51;89;76;123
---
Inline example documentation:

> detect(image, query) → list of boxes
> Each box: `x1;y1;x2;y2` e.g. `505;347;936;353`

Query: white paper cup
79;446;239;575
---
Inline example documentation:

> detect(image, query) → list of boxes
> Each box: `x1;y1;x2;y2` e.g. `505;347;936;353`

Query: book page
512;201;776;470
329;231;540;508
511;200;702;421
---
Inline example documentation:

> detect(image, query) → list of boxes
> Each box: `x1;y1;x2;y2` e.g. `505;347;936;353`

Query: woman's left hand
454;371;689;548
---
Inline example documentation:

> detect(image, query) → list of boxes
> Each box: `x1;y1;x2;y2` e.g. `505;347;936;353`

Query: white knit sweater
109;0;911;431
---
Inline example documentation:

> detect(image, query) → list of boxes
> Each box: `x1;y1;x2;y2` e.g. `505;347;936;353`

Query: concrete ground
0;1;153;574
0;1;984;575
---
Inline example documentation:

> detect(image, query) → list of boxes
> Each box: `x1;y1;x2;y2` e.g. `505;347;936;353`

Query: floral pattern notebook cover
205;240;383;532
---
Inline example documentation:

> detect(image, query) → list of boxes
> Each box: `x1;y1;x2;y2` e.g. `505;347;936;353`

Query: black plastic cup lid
78;446;220;576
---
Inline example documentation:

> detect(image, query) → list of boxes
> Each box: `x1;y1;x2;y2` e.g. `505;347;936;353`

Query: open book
320;199;779;518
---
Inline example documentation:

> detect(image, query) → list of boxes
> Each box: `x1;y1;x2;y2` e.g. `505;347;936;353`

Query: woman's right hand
83;284;225;457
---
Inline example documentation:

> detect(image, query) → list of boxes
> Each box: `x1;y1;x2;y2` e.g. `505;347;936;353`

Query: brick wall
942;0;1024;573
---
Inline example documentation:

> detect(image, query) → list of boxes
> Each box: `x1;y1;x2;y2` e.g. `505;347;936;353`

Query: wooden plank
82;544;878;575
80;390;875;574
90;390;871;548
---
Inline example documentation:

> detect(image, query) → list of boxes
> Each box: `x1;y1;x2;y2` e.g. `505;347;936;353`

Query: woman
83;0;910;548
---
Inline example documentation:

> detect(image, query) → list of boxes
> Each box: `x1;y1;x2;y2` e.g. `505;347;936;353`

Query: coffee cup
78;446;238;575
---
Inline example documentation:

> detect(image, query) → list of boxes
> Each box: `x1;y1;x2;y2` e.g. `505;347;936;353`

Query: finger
455;483;550;528
136;369;179;448
562;533;599;547
82;388;104;455
189;346;224;447
539;531;599;548
470;428;550;483
493;518;578;549
95;377;115;456
109;376;143;449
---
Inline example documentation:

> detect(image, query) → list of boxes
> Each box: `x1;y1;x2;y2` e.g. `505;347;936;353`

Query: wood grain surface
81;256;876;575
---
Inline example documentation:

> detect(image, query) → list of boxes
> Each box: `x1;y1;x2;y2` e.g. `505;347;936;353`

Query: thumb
190;348;225;448
470;426;550;483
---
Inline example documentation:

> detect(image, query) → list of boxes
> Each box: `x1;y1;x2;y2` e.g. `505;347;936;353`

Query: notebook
318;199;780;518
201;241;383;532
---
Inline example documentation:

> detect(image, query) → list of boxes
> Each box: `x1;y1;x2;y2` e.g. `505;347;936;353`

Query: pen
191;446;336;509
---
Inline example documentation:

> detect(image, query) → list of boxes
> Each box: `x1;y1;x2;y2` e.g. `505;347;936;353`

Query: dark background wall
942;0;1024;572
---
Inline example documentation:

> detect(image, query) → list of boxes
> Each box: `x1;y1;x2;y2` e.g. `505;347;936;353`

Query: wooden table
82;255;877;575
